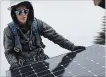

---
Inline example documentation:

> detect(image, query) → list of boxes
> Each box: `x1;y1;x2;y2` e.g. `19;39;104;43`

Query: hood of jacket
10;1;34;29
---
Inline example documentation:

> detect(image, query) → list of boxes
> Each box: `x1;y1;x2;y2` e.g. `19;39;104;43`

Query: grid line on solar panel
41;56;73;76
14;63;59;76
30;64;38;77
85;56;101;64
11;61;39;71
84;59;104;70
27;59;74;77
68;71;75;76
91;67;105;74
85;57;101;65
11;67;23;77
97;72;106;76
13;56;79;77
65;54;105;77
40;60;68;76
81;53;105;67
56;69;75;77
22;64;49;77
11;55;104;77
26;73;37;77
53;69;65;76
52;60;75;77
11;61;48;76
13;67;44;74
76;63;98;76
67;60;91;76
23;71;35;77
11;49;75;76
12;61;49;71
78;67;105;77
12;65;34;77
37;70;51;77
73;59;104;77
10;45;105;77
14;70;35;77
11;54;75;77
40;73;54;77
77;55;103;67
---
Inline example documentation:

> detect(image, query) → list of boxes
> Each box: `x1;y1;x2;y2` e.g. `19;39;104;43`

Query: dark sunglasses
15;9;29;15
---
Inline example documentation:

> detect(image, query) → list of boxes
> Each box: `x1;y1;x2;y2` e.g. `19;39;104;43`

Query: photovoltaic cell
7;45;105;77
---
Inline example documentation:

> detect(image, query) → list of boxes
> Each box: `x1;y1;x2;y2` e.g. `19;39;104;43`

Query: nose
21;12;27;16
20;13;27;18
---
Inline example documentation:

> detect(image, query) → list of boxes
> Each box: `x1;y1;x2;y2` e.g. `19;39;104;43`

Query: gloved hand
10;62;20;70
73;46;86;53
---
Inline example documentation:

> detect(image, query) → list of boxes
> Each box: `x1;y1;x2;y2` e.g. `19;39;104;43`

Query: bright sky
0;0;105;76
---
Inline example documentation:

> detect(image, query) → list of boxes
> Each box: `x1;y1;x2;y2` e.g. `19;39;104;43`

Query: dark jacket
3;1;75;66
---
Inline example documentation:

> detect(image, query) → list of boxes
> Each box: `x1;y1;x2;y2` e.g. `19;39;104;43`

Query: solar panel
6;45;105;77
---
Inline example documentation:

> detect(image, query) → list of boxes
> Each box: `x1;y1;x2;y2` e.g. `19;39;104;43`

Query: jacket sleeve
3;27;18;65
38;19;75;51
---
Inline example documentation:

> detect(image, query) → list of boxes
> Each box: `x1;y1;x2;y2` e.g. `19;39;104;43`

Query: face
15;6;29;24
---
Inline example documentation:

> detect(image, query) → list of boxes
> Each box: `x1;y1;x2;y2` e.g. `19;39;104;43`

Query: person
3;1;85;69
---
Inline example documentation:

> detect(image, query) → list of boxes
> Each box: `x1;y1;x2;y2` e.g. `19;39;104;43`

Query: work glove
10;62;20;70
72;46;86;53
10;59;24;70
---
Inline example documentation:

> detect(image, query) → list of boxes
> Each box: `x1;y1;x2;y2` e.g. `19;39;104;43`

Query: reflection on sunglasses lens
15;9;29;15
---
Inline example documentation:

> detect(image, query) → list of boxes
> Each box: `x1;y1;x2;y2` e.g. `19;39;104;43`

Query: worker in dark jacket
3;1;85;69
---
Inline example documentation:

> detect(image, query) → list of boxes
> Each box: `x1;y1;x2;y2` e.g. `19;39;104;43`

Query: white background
0;0;105;76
